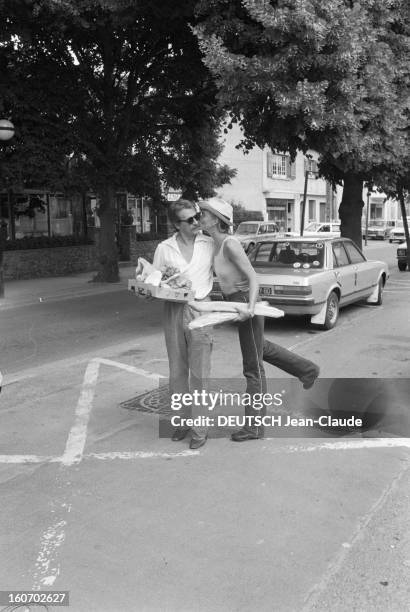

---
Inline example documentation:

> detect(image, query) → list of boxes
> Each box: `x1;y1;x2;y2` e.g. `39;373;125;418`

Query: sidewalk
0;262;136;310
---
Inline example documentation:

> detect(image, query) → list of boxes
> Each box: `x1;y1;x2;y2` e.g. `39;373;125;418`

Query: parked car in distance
286;221;341;238
247;236;388;329
388;219;410;243
234;221;280;252
364;220;394;240
397;241;408;271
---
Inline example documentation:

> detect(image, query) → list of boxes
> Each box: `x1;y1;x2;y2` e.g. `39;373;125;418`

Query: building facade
0;190;156;241
216;124;339;232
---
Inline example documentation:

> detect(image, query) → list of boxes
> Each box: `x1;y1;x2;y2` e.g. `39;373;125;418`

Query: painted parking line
61;358;165;467
31;358;166;589
2;357;408;590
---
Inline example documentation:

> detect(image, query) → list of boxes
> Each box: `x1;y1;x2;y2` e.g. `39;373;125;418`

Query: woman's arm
224;238;259;317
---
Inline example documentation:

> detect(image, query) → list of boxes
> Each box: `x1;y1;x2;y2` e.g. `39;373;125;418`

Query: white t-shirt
153;232;214;299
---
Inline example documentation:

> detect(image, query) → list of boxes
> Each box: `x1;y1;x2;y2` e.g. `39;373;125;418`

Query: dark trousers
225;290;319;434
224;291;266;435
263;339;318;380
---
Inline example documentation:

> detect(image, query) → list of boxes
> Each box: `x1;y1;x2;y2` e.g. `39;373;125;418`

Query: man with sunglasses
153;199;214;449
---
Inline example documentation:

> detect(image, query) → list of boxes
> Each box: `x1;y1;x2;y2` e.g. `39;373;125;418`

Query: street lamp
0;119;15;141
0;119;15;298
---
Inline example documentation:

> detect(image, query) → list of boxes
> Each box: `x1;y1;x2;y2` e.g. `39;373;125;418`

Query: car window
253;241;325;268
253;242;274;262
305;222;322;232
331;224;340;232
319;225;330;232
332;242;350;267
344;241;366;264
266;224;276;233
236;223;259;235
259;224;269;234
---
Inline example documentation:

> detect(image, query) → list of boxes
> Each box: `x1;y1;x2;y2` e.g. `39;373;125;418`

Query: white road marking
85;450;199;460
61;358;165;467
262;438;410;452
31;357;165;589
0;454;58;464
60;359;100;467
4;357;406;591
2;439;410;465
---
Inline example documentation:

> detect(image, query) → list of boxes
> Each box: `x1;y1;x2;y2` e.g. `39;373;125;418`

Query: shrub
4;235;94;251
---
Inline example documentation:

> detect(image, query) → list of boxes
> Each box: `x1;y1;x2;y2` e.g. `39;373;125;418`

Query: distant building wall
216;125;265;214
216;124;339;232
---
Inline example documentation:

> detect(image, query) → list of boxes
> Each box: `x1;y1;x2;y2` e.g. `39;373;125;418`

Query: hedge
4;235;94;251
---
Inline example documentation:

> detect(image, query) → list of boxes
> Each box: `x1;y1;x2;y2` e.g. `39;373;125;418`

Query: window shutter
267;151;273;177
289;160;296;179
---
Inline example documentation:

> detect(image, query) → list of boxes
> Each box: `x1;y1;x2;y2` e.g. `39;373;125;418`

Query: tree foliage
0;0;234;280
195;0;410;247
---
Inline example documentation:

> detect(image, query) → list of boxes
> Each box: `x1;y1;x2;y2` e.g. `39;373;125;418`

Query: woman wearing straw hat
197;197;320;442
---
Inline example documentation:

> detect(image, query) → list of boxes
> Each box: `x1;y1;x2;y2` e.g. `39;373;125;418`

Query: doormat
120;385;172;416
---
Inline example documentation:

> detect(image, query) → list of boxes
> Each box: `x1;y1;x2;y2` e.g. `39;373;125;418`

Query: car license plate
259;286;273;296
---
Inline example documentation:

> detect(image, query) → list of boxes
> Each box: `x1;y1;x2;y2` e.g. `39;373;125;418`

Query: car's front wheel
398;261;407;272
322;291;339;330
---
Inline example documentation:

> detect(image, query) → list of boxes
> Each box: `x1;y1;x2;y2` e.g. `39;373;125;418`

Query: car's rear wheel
322;291;339;330
398;261;407;272
374;277;384;305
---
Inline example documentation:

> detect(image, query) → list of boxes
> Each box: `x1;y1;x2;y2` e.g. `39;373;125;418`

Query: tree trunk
92;184;119;283
398;185;410;272
338;173;364;249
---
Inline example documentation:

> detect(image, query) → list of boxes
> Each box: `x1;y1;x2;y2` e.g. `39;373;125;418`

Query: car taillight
273;285;312;295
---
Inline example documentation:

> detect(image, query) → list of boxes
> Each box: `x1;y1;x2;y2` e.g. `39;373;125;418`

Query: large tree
0;0;233;280
195;0;410;247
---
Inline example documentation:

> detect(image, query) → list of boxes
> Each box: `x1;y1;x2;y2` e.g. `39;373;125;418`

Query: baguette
188;300;283;317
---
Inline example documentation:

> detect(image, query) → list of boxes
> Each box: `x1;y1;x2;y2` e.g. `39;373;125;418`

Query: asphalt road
0;240;409;612
0;240;404;379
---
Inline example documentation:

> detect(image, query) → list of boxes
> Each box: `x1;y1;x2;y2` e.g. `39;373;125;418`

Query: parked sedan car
234;221;280;252
247;237;388;329
388;219;410;243
397;242;408;271
286;221;341;238
364;220;394;240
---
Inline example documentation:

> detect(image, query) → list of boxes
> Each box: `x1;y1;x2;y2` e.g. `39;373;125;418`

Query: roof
254;235;349;243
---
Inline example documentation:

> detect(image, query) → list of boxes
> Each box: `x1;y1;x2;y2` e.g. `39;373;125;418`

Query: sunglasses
178;212;202;225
